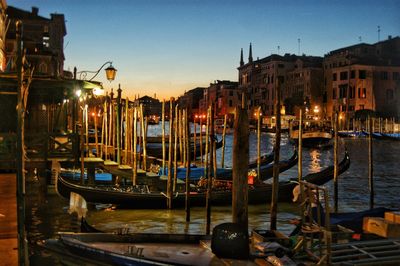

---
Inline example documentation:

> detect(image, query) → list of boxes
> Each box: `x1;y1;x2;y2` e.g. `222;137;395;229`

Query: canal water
26;125;400;265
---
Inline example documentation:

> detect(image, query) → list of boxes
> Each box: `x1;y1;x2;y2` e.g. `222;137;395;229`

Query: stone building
199;80;241;120
134;95;162;118
5;5;66;77
324;36;400;125
238;43;324;119
178;87;205;120
0;0;6;72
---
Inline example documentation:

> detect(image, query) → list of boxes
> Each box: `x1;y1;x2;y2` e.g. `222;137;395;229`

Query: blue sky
7;0;400;99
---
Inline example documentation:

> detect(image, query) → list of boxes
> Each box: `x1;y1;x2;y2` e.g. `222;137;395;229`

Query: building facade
324;36;400;125
238;44;324;120
0;0;6;72
5;6;66;77
178;87;205;120
199;80;241;120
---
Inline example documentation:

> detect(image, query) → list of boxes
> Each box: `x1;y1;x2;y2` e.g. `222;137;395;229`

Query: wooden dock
0;173;18;265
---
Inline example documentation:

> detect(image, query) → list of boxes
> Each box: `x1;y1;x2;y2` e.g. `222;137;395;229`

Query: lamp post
77;61;117;82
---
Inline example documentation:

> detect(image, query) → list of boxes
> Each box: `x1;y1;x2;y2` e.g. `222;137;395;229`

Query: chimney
32;7;39;16
388;35;392;40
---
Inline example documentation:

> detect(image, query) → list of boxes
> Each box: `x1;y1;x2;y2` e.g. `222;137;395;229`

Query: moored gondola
56;151;350;208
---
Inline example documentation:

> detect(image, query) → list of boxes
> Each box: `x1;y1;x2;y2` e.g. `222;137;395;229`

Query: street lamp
77;61;117;82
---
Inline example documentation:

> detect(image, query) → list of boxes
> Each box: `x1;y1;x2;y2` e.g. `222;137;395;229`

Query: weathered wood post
193;116;197;162
116;85;122;164
200;115;203;165
298;109;303;183
205;105;213;235
368;116;374;209
270;78;282;230
132;107;138;185
204;107;210;179
124;98;129;164
333;111;339;213
94;107;99;157
232;104;249;229
140;104;147;170
162;100;166;173
221;113;227;168
173;104;179;192
257;106;261;179
185;109;191;222
167;98;174;208
85;104;89;157
16;20;29;265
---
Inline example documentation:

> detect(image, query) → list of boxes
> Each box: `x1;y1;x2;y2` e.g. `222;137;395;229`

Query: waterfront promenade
0;173;18;266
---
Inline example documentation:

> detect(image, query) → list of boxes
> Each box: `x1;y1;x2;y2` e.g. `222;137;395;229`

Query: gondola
158;149;282;181
56;151;350;208
146;137;223;159
42;223;256;266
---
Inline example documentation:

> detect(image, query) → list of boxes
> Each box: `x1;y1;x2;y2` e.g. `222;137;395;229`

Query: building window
349;86;355;99
350;70;355;79
349;105;355;111
359;70;366;79
229;100;233;107
333;88;336;99
386;89;394;101
333;73;337;81
381;71;388;80
358;88;367;99
359;104;364;110
339;85;347;98
393;72;400;80
43;36;50;48
340;71;348;80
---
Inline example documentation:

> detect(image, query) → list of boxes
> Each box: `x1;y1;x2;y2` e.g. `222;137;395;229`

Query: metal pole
257;106;261;180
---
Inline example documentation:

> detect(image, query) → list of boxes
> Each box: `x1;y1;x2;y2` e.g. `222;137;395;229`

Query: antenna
359;36;362;43
277;45;280;55
298;38;300;55
377;25;381;41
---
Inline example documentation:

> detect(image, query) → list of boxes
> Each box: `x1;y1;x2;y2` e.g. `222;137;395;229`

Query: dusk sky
7;0;400;100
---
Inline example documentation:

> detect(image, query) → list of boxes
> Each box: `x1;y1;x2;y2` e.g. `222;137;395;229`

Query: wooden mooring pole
257;106;261;179
232;105;249;229
221;113;227;168
132;107;138;185
162;100;166;173
334;111;339;213
368;116;374;209
298;109;303;183
270;79;282;231
16;20;28;265
205;105;213;235
185;109;191;222
167;98;174;209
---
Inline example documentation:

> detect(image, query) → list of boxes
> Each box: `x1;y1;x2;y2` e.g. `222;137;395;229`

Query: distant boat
289;119;333;148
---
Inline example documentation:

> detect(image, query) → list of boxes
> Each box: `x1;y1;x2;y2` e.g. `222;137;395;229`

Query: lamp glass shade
105;65;117;81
